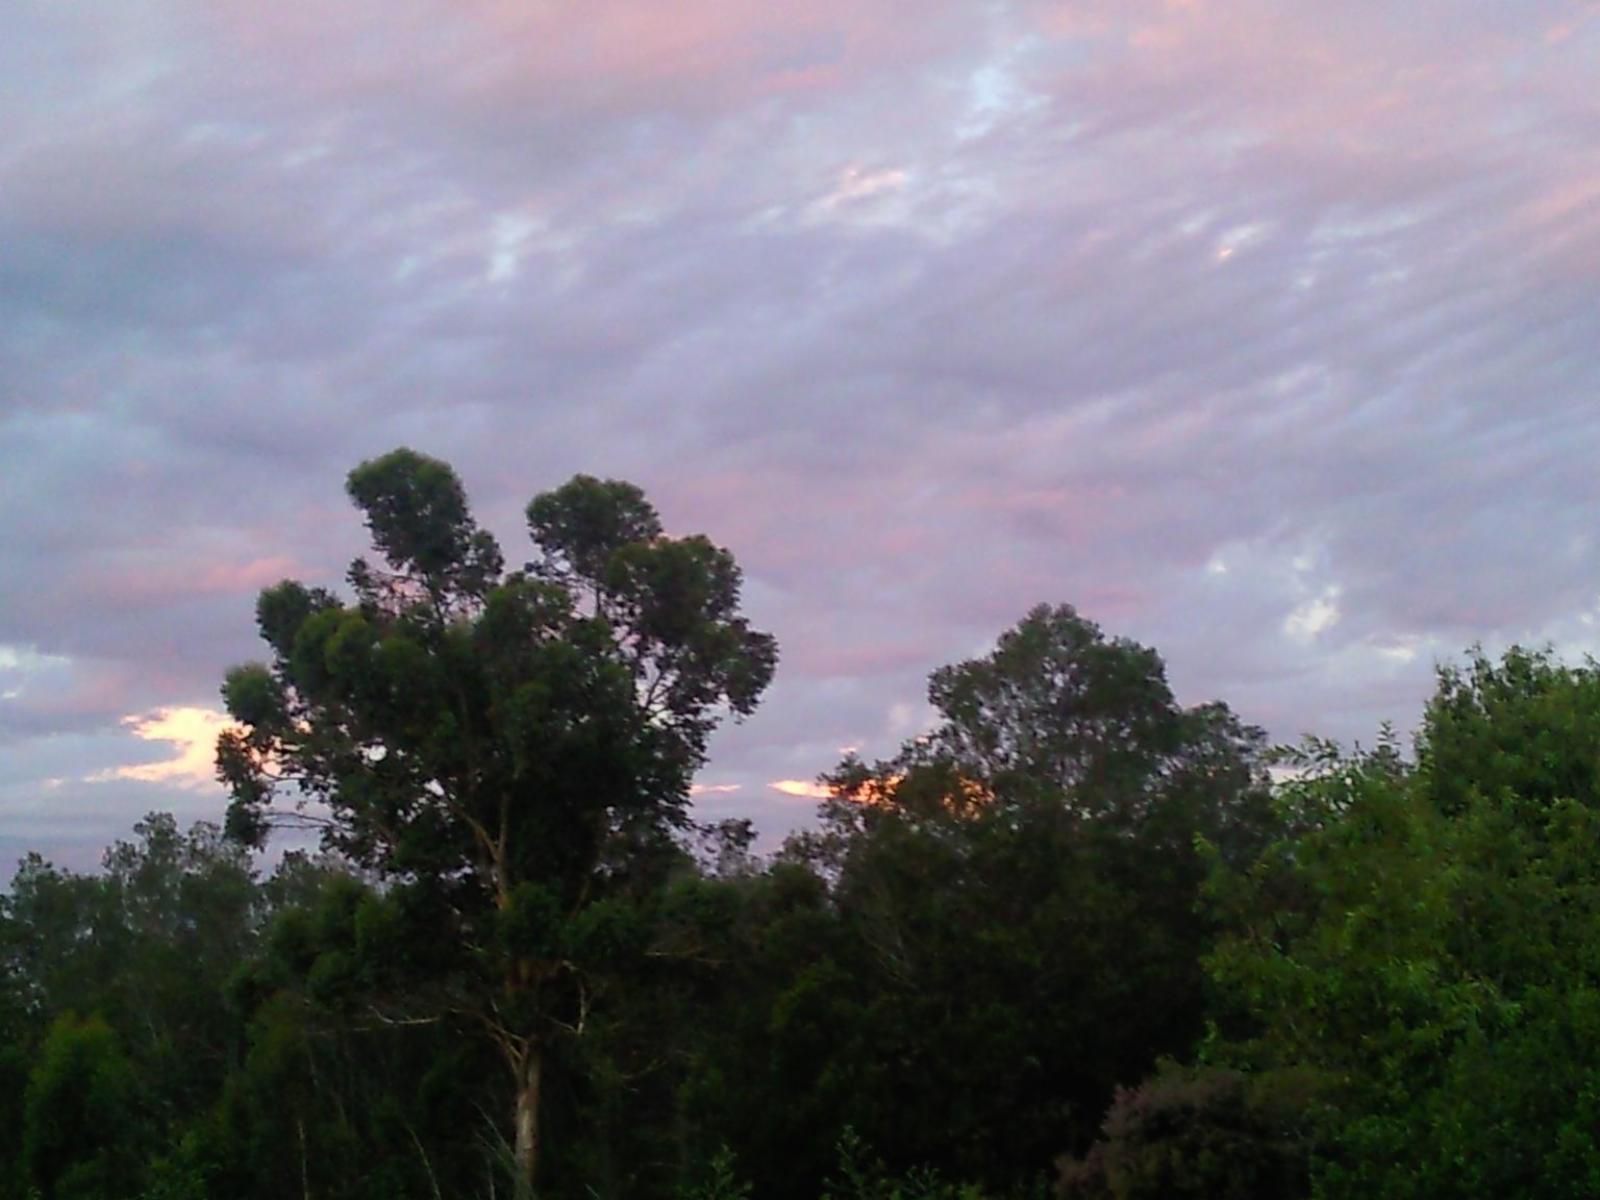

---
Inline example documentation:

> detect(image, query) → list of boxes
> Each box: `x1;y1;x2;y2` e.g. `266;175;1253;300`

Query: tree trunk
513;1042;543;1199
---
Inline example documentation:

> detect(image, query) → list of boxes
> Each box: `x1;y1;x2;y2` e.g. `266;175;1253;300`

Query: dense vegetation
6;451;1600;1198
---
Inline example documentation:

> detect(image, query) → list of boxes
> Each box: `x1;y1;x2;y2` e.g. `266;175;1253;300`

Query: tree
738;605;1274;1191
216;449;776;1194
884;604;1271;853
1057;1066;1316;1200
0;815;260;1199
214;875;490;1200
1418;644;1600;818
98;815;259;1125
23;1014;143;1200
1204;648;1600;1198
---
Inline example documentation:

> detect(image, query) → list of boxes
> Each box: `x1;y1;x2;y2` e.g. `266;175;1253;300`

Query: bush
1057;1067;1316;1200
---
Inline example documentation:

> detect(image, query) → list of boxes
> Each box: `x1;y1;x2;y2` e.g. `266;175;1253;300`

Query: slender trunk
513;1042;543;1199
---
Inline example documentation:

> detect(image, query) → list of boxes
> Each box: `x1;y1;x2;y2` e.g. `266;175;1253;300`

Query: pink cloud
194;555;302;595
203;0;972;117
11;659;148;725
1517;167;1600;279
70;550;308;608
87;705;236;791
690;782;743;796
661;466;945;582
1026;0;1557;179
769;779;830;800
795;642;937;679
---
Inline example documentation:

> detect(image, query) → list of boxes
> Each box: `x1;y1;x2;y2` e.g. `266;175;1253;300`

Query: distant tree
741;605;1274;1191
1206;647;1600;1197
214;865;489;1200
99;815;259;1121
1419;644;1600;817
216;449;776;1195
1057;1066;1317;1200
866;603;1272;855
0;855;114;1059
0;815;259;1199
23;1013;143;1200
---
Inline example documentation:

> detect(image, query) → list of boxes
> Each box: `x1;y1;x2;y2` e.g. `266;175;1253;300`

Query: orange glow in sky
91;706;237;791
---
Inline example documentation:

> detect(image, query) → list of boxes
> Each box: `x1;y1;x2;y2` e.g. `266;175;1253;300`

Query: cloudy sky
4;0;1600;871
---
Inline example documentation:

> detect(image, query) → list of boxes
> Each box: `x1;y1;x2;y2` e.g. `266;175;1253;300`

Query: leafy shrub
1057;1067;1316;1200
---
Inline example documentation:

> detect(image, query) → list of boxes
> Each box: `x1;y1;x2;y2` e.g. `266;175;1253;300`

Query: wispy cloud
1285;587;1342;642
769;780;831;801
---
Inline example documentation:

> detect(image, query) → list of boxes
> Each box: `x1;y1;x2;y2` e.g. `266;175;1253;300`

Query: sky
4;0;1600;873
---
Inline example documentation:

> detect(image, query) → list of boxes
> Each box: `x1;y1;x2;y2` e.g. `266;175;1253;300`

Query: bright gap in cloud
1372;634;1426;664
0;643;71;674
806;164;913;229
487;212;538;283
690;783;742;796
1284;586;1343;641
0;643;73;703
88;706;236;791
769;779;830;800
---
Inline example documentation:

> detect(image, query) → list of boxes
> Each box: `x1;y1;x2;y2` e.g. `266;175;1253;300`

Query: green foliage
1420;645;1600;818
1206;648;1600;1198
24;593;1600;1198
1057;1066;1317;1199
346;448;505;601
820;1128;1007;1200
731;605;1276;1193
906;604;1272;855
678;1147;753;1200
135;1129;215;1200
216;449;776;1193
23;1014;142;1200
0;816;260;1200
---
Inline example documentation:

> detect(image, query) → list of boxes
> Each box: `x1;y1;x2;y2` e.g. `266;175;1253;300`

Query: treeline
6;450;1600;1198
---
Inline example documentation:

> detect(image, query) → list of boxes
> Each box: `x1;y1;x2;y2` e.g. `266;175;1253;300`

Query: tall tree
890;603;1270;853
216;449;776;1194
738;604;1274;1191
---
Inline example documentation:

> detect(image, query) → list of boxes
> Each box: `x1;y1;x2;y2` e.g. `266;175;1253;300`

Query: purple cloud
4;0;1599;870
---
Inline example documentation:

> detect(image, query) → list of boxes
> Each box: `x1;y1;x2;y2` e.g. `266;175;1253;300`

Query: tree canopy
215;448;777;1193
9;457;1600;1198
1202;648;1600;1198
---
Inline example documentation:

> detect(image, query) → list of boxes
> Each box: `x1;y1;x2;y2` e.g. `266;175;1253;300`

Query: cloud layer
4;0;1599;869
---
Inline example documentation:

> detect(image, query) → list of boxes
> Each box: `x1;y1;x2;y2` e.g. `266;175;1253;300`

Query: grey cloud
3;0;1599;859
